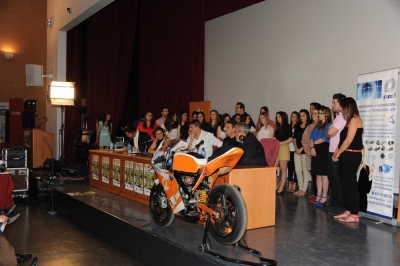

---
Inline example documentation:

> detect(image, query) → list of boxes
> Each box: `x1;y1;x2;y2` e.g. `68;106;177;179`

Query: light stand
48;81;75;216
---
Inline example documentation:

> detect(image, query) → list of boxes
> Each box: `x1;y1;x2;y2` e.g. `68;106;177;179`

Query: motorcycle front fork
198;216;278;266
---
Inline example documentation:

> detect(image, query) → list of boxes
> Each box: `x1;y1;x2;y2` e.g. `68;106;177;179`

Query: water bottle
127;143;132;153
110;142;114;150
201;147;206;157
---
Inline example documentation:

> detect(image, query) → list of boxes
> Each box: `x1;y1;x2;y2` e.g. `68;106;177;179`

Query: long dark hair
340;97;359;125
275;111;289;134
164;112;178;132
197;111;207;128
220;113;231;132
143;111;155;129
98;112;112;133
177;111;188;127
298;109;310;128
290;111;300;129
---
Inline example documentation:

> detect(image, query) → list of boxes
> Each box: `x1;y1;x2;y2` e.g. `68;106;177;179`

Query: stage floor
52;182;275;265
44;179;399;266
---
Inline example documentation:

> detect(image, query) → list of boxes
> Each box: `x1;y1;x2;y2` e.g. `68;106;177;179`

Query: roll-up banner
357;68;398;221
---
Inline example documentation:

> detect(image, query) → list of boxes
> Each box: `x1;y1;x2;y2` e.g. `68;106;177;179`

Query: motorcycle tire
207;184;248;245
149;183;175;226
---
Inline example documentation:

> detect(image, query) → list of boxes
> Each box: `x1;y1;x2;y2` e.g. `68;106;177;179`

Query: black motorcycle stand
198;216;277;266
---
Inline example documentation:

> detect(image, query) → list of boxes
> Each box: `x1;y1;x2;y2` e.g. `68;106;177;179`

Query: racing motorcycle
149;140;248;245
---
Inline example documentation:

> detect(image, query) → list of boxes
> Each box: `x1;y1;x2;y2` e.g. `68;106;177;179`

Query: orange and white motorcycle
150;141;247;245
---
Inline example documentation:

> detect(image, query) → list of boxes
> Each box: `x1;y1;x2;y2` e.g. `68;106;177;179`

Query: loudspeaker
43;158;61;171
25;64;43;86
22;111;35;129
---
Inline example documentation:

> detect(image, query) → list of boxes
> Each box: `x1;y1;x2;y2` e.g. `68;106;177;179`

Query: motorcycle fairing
153;165;185;214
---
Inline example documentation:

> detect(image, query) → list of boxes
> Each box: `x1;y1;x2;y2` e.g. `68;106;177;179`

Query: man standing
155;107;168;126
326;93;347;213
123;124;151;152
235;122;267;166
233;102;255;128
187;120;222;159
222;121;238;147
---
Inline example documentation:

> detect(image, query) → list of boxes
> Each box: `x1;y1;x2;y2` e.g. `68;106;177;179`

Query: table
215;165;277;229
0;173;15;210
89;150;152;205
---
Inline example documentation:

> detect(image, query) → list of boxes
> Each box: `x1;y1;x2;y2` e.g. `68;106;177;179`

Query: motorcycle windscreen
203;147;244;176
153;165;185;214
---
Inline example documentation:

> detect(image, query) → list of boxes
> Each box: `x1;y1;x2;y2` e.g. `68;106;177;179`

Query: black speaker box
43;158;61;171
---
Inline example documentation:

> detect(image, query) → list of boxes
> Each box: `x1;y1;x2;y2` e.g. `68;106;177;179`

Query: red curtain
85;0;139;131
137;0;205;116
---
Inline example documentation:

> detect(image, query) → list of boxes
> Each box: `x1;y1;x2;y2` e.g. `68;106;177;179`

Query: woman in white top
161;112;180;140
256;112;274;140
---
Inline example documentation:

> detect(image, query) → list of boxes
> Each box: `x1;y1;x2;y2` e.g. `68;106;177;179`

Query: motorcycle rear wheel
149;183;175;226
207;184;248;245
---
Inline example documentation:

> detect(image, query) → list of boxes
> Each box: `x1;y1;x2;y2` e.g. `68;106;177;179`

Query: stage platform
43;180;277;266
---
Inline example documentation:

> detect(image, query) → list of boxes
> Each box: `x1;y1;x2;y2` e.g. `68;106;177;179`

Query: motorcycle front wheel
207;184;248;245
149;183;175;226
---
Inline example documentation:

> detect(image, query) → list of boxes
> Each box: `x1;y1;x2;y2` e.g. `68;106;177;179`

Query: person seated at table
147;127;171;153
0;215;39;266
137;111;156;138
123;124;151;152
187;120;223;159
235;122;267;166
161;112;180;140
222;121;239;147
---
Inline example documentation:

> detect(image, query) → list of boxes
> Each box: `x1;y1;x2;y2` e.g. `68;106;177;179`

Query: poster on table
125;161;134;191
92;155;99;180
102;157;110;184
356;68;398;220
112;159;121;187
144;164;155;196
133;162;144;194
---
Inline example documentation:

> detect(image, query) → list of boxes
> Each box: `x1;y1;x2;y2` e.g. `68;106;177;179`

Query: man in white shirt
326;93;347;213
187;120;222;159
155;107;169;126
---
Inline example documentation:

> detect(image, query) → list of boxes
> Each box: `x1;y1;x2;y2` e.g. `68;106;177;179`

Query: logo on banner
356;81;382;100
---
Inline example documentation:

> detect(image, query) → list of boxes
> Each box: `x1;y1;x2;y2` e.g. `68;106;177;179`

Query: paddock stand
198;216;277;266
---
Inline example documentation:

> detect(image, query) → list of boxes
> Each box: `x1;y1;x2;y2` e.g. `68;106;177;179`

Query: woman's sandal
334;210;350;219
338;214;359;223
290;183;297;193
296;190;306;196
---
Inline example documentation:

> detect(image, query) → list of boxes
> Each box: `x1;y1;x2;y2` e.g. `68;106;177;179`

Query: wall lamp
4;53;13;59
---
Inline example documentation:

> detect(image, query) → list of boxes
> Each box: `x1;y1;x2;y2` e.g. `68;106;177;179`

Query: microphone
194;140;204;151
140;139;154;145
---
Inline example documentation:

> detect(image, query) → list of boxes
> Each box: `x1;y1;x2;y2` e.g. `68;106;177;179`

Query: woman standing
137;111;156;138
287;111;299;192
161;112;180;140
275;111;293;194
96;112;112;149
197;111;207;130
293;109;310;196
333;97;363;223
178;111;189;139
256;112;274;140
309;106;332;206
217;113;231;139
302;108;319;200
206;110;221;137
242;114;256;134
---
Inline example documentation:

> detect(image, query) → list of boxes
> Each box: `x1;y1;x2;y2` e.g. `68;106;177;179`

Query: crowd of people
98;96;363;223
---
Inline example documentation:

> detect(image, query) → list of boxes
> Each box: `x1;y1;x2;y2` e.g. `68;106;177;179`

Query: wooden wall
0;0;47;129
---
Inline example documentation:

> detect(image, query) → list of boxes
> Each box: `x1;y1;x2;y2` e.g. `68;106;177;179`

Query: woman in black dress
178;111;189;139
333;97;363;223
